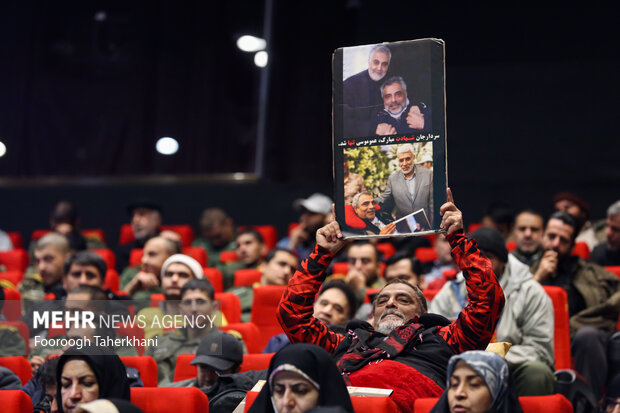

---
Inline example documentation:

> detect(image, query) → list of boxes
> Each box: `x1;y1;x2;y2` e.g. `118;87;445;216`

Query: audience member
25;357;60;412
264;281;357;353
192;207;237;267
229;247;298;322
429;350;522;413
510;209;544;267
553;192;606;250
0;286;27;356
248;343;354;413
481;201;515;241
221;229;267;289
430;227;555;396
56;344;130;413
532;211;620;398
116;202;162;271
145;278;224;384
0;365;21;390
49;200;91;251
342;240;385;304
591;200;620;266
601;374;620;413
424;234;457;285
277;189;506;412
121;236;179;301
277;193;332;259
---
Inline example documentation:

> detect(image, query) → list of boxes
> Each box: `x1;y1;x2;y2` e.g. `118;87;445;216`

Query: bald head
141;236;180;275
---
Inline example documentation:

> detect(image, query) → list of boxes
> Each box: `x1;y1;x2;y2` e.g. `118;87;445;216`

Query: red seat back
121;356;158;387
161;225;195;248
364;288;381;304
131;387;209;412
234;268;262;287
376;242;396;260
219;250;238;263
91;248;116;271
119;224;134;246
571;241;590;260
0;389;33;412
238;225;278;251
542;286;572;370
240;352;274;372
0;321;29;357
2;288;22;321
182;246;208;267
467;222;483;233
216;292;242;324
222;322;261;354
422;289;439;303
506;240;517;252
605;265;620;278
149;293;165;308
0;270;24;287
104;269;120;293
203;267;224;293
415;247;438;263
173;353;196;382
0;249;29;272
7;232;24;249
129;248;143;267
332;262;348;275
82;229;107;244
250;285;287;351
415;394;573;413
0;356;33;384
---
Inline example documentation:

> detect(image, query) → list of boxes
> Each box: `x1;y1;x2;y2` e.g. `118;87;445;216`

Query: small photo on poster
341;142;434;237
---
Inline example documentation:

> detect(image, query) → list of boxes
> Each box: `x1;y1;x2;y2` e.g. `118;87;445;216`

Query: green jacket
0;326;26;357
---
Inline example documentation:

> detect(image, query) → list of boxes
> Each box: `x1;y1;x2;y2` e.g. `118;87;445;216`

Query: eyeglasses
605;398;620;412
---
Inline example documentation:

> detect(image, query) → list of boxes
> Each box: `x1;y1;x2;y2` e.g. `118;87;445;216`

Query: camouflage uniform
0;325;26;356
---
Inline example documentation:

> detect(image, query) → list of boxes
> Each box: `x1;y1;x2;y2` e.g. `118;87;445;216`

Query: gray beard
376;317;405;335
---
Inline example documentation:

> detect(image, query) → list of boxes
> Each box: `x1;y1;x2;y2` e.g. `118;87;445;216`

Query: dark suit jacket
375;166;433;229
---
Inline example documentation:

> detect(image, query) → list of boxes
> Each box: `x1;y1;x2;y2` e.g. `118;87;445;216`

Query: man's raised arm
277;220;348;354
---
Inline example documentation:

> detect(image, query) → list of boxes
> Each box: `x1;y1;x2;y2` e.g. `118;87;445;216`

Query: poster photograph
332;38;447;239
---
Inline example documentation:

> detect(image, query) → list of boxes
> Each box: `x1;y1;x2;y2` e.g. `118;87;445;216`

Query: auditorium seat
0;249;29;273
331;262;386;278
162;225;195;247
203;267;224;293
173;352;273;382
215;292;242;324
0;270;24;287
0;389;33;412
182;246;208;267
131;387;209;412
0;321;30;357
0;356;33;385
414;394;573;413
222;322;261;354
7;232;23;249
422;232;437;246
238;225;278;250
244;391;400;413
149;293;165;308
376;242;396;259
506;240;517;252
605;265;620;278
121;356;158;387
364;288;381;304
571;241;590;260
117;322;146;356
250;285;287;351
91;248;116;271
129;248;143;267
240;352;274;372
467;222;483;233
422;289;439;303
414;247;437;263
219;250;238;263
81;228;107;245
119;224;134;246
2;288;22;321
234;268;262;287
104;269;120;293
542;286;572;370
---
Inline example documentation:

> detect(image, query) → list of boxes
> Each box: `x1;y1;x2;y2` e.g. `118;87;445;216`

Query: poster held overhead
332;38;447;239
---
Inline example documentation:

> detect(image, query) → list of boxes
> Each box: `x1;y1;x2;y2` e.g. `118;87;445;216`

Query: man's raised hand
439;187;463;235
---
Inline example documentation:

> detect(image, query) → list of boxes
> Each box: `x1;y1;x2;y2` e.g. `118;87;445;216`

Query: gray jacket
429;254;555;368
375;166;433;228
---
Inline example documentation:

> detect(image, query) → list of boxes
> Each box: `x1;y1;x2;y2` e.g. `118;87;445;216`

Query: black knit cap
469;227;508;263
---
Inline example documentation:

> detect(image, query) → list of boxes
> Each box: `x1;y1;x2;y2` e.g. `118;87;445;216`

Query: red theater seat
331;262;349;275
215;292;242;324
250;285;287;351
203;267;224;293
606;265;620;278
238;225;278;251
0;270;24;287
414;394;572;413
0;356;33;385
415;247;438;263
222;322;261;354
2;288;22;321
219;250;238;263
542;286;572;370
162;225;195;247
422;289;439;303
364;288;381;304
7;232;24;249
240;352;274;372
121;356;158;387
571;241;590;260
0;389;33;412
149;293;165;307
0;249;29;273
0;322;30;357
129;248;143;267
119;224;134;246
376;242;396;260
91;248;116;271
182;246;208;267
234;268;262;287
174;352;273;383
104;269;120;293
467;222;483;233
82;228;107;244
506;240;517;252
131;387;209;413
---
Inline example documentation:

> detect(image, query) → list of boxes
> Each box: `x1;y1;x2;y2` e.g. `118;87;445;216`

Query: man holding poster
375;143;433;230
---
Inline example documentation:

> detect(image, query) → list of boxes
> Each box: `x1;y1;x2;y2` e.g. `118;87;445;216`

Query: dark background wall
0;2;617;246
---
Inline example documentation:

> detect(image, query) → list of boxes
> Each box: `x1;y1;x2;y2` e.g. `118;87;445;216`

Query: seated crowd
0;191;618;413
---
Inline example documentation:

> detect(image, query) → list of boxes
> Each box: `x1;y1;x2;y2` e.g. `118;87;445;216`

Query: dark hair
265;247;297;263
181;278;215;301
385;251;422;276
318;281;358;319
68;284;108;301
50;200;79;226
547;211;578;242
516;208;543;221
483;201;515;228
348;240;379;262
371;278;427;315
236;229;264;245
64;250;107;281
38;356;60;388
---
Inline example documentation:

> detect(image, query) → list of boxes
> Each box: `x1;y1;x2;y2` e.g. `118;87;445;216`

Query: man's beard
369;69;386;82
376;309;406;334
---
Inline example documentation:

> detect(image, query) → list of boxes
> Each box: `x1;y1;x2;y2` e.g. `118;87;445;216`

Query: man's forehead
182;289;209;299
349;244;376;258
167;262;192;273
397;152;413;159
359;194;374;203
272;250;297;264
35;245;62;256
516;212;543;227
387;258;413;273
377;283;416;297
546;218;574;236
70;263;100;273
371;50;389;61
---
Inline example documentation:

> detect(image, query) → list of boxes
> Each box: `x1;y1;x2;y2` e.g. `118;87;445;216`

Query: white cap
293;193;333;215
416;153;433;164
161;254;204;279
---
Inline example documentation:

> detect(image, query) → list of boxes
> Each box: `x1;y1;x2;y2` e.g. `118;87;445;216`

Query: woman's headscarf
248;343;354;413
430;350;522;413
56;344;130;413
